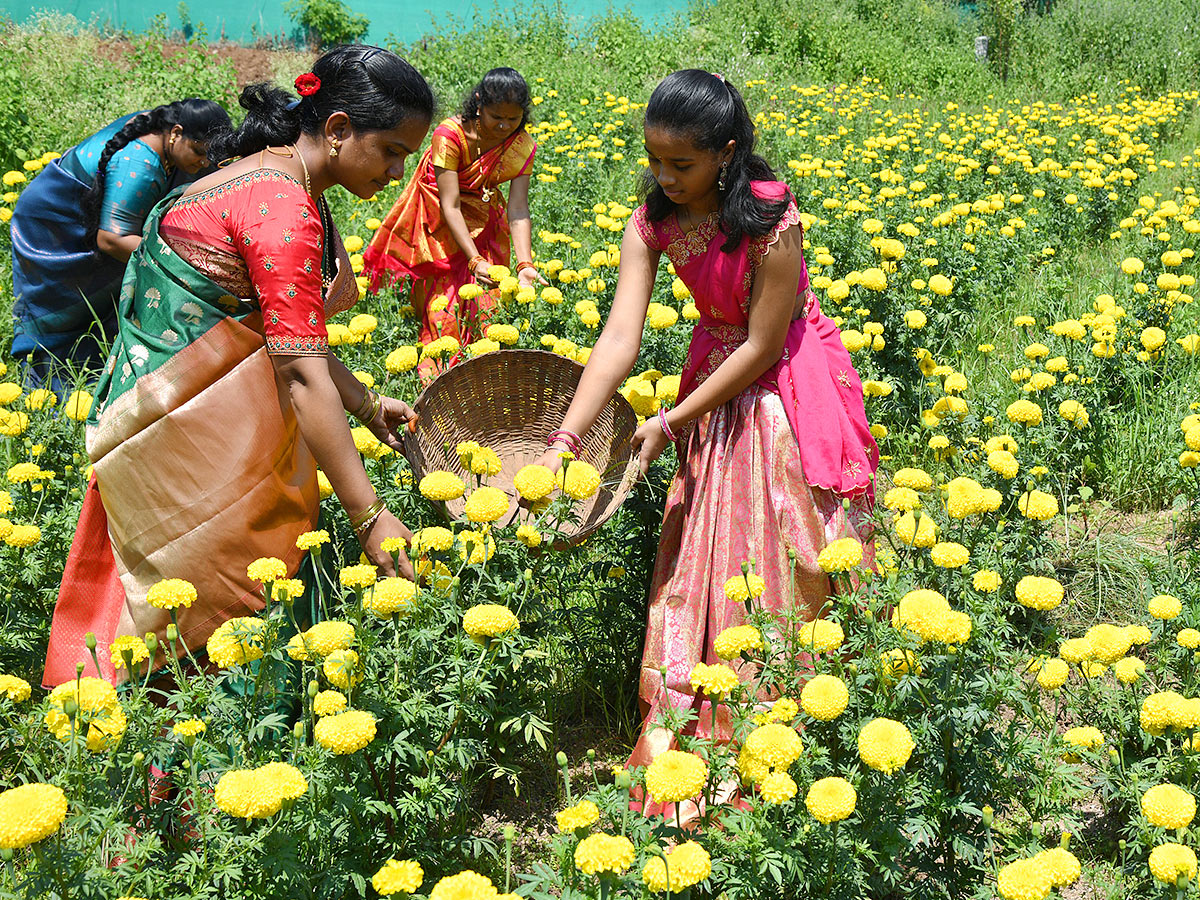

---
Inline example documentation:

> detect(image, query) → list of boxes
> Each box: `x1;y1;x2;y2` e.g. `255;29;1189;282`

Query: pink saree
626;181;878;804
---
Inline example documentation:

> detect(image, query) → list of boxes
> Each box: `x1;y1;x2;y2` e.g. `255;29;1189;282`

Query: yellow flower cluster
1141;783;1196;830
364;578;417;618
372;859;424;896
816;537;864;572
800;674;849;721
805;776;856;824
689;662;740;698
0;783;68;849
45;677;126;751
641;841;711;892
214;762;307;818
513;464;555;500
420;471;466;501
713;625;763;659
314;709;377;754
643;749;708;803
464;486;510;523
574;833;635;875
892;589;972;645
207;617;266;668
146;577;198;610
857;717;915;775
557;460;601;500
462;604;519;638
722;573;766;603
555;799;599;832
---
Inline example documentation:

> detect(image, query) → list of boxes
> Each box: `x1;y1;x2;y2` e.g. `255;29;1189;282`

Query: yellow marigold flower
797;618;844;653
881;648;921;680
892;467;933;491
0;783;68;849
1059;638;1093;665
884;487;920;511
514;464;555;501
24;389;55;411
1018;490;1059;520
339;564;377;590
1177;628;1200;650
644;750;708;803
979;488;1003;512
1006;398;1043;426
385;346;419;373
110;635;149;670
1083;624;1134;664
997;857;1053;900
271;578;304;604
365;578;416;618
1141;691;1186;735
1148;843;1197;884
420;471;465;501
429;871;499;900
1142;783;1196;830
463;604;519;638
574;833;635;875
859;267;887;291
805;776;856;824
723;573;766;603
1036;847;1081;888
987;450;1019;479
928;273;952;295
1148;594;1183;620
412;526;455;554
744;723;804;769
761;696;800;724
557;461;601;500
894;511;937;547
817;537;863;572
973;570;1002;593
737;743;771;785
689;662;740;698
323;649;360;690
0;674;31;702
172;718;207;741
1015;576;1064;611
312;690;347;717
5;462;41;483
207;617;266;668
247;557;287;584
800;674;848;721
1063;726;1103;751
457;442;502;476
713;625;763;659
299;621;355;658
1114;656;1146;684
642;840;711;892
315;709;377;754
4;523;40;548
146;578;197;610
555;799;599;832
858;717;915;775
904;309;927;329
372;859;424;895
457;529;496;566
930;541;969;568
214;763;305;819
759;771;798;804
464;486;509;523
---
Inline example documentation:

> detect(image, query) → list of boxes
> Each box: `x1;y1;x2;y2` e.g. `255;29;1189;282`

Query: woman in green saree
45;46;435;686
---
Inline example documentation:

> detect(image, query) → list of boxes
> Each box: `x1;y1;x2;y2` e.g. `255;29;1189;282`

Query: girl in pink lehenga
540;70;878;810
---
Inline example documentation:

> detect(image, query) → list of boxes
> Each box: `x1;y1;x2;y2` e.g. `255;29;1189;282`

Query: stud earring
718;162;728;191
329;141;340;158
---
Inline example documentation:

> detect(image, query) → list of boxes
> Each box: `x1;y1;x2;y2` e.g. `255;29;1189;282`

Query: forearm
509;208;534;265
558;329;642;440
440;198;483;262
665;339;780;433
328;352;370;414
96;230;140;263
286;369;377;516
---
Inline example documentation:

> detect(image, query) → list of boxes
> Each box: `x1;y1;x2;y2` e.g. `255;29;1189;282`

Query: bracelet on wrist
658;407;678;442
516;260;538;275
352;388;375;422
349;498;386;533
547;429;581;454
469;255;487;274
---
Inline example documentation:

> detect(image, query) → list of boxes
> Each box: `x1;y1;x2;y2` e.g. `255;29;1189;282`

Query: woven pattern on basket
404;349;640;543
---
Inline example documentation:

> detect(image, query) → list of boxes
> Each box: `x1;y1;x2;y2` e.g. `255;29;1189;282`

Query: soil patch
93;37;291;87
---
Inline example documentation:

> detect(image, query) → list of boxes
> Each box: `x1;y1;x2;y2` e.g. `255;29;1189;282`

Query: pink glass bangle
547;429;581;452
658;407;677;442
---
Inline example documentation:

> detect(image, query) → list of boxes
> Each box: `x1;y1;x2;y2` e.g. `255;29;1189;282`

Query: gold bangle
352;388;374;422
349;498;385;532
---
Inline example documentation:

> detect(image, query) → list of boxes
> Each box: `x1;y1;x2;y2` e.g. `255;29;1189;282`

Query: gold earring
329;141;340;158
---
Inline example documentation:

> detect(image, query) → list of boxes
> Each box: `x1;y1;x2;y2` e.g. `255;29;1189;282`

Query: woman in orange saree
363;67;542;381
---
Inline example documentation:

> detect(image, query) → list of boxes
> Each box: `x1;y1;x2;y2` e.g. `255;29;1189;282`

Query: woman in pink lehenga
539;70;879;811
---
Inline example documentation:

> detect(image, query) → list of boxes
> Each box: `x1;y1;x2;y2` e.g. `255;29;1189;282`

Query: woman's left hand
631;417;670;476
518;267;549;288
367;394;418;452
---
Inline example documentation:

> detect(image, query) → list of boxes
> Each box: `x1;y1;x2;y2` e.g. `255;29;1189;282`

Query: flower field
0;28;1199;900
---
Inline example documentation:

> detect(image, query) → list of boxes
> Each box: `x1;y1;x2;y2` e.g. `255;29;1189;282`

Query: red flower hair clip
294;73;321;97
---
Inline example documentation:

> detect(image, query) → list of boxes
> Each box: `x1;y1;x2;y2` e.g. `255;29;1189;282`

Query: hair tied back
294;73;321;96
711;72;726;83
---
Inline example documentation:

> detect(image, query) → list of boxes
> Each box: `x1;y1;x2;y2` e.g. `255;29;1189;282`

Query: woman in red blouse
45;46;436;686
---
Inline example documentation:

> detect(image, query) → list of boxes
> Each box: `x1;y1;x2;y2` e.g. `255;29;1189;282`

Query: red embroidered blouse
159;168;337;356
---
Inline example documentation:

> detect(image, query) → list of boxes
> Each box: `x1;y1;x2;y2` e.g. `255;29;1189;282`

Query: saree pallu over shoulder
43;190;353;686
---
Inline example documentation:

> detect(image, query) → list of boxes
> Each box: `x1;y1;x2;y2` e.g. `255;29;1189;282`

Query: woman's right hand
472;257;497;287
359;509;415;580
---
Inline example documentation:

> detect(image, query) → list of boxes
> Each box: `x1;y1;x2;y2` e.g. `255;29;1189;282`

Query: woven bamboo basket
404;349;641;543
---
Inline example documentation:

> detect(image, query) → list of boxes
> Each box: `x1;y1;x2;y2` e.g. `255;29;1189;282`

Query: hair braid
82;108;170;246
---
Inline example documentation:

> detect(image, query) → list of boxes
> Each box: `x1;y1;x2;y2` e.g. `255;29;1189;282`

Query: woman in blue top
10;99;229;386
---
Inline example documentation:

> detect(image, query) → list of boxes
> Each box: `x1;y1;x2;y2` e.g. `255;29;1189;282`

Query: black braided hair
460;67;531;131
83;99;230;247
640;70;788;253
206;44;434;164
